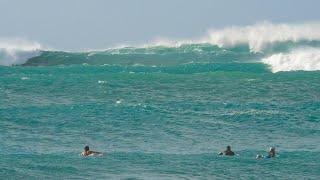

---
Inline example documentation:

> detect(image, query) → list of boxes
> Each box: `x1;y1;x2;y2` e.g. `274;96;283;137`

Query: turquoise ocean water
1;43;320;179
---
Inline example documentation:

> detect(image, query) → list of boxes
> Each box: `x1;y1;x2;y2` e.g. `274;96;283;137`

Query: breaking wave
1;22;320;73
262;48;320;72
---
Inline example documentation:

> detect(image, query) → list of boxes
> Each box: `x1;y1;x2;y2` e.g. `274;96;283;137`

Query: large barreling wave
2;22;320;73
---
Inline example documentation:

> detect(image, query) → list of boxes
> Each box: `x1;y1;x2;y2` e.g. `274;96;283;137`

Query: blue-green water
1;44;320;179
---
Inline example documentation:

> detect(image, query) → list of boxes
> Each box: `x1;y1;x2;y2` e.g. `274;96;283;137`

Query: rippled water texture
1;62;320;179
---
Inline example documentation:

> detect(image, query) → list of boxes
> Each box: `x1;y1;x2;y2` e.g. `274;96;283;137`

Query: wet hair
84;146;89;151
227;146;231;150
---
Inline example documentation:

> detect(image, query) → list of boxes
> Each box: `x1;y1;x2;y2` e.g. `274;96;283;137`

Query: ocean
1;23;320;179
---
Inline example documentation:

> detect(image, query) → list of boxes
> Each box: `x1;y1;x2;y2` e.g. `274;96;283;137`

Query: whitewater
1;22;320;179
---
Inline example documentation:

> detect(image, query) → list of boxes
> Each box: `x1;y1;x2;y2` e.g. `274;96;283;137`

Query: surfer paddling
219;145;235;156
81;146;103;156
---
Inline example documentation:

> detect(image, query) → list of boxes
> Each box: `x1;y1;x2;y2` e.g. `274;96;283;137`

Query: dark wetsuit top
224;150;235;156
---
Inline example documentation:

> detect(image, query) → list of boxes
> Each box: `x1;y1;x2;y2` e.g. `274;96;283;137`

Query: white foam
0;38;42;66
21;77;30;80
262;48;320;72
142;37;195;48
98;80;107;84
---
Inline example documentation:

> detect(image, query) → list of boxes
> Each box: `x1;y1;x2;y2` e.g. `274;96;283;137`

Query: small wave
98;80;107;84
262;48;320;72
21;77;30;80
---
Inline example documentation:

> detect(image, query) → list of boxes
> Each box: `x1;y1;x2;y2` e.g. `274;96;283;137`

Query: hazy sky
0;0;319;50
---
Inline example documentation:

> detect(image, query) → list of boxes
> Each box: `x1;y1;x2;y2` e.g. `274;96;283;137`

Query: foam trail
0;38;42;66
262;48;320;73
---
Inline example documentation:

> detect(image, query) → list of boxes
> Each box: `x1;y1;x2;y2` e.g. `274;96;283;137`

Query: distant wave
21;44;260;67
1;22;320;73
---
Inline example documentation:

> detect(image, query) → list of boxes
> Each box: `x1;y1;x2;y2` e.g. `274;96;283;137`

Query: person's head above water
270;147;275;152
84;146;90;151
221;145;235;156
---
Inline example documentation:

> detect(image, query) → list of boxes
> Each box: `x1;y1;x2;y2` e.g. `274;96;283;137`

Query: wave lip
262;48;320;73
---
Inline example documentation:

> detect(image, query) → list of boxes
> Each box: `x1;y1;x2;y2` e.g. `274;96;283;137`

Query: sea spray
0;38;41;66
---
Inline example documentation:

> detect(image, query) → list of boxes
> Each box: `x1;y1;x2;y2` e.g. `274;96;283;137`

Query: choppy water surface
1;39;320;179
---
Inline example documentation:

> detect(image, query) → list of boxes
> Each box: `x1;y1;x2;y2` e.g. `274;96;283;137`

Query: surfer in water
267;147;276;158
219;145;235;156
256;147;276;159
81;146;103;156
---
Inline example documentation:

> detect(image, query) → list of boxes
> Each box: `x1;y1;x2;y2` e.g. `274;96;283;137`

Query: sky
0;0;319;50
